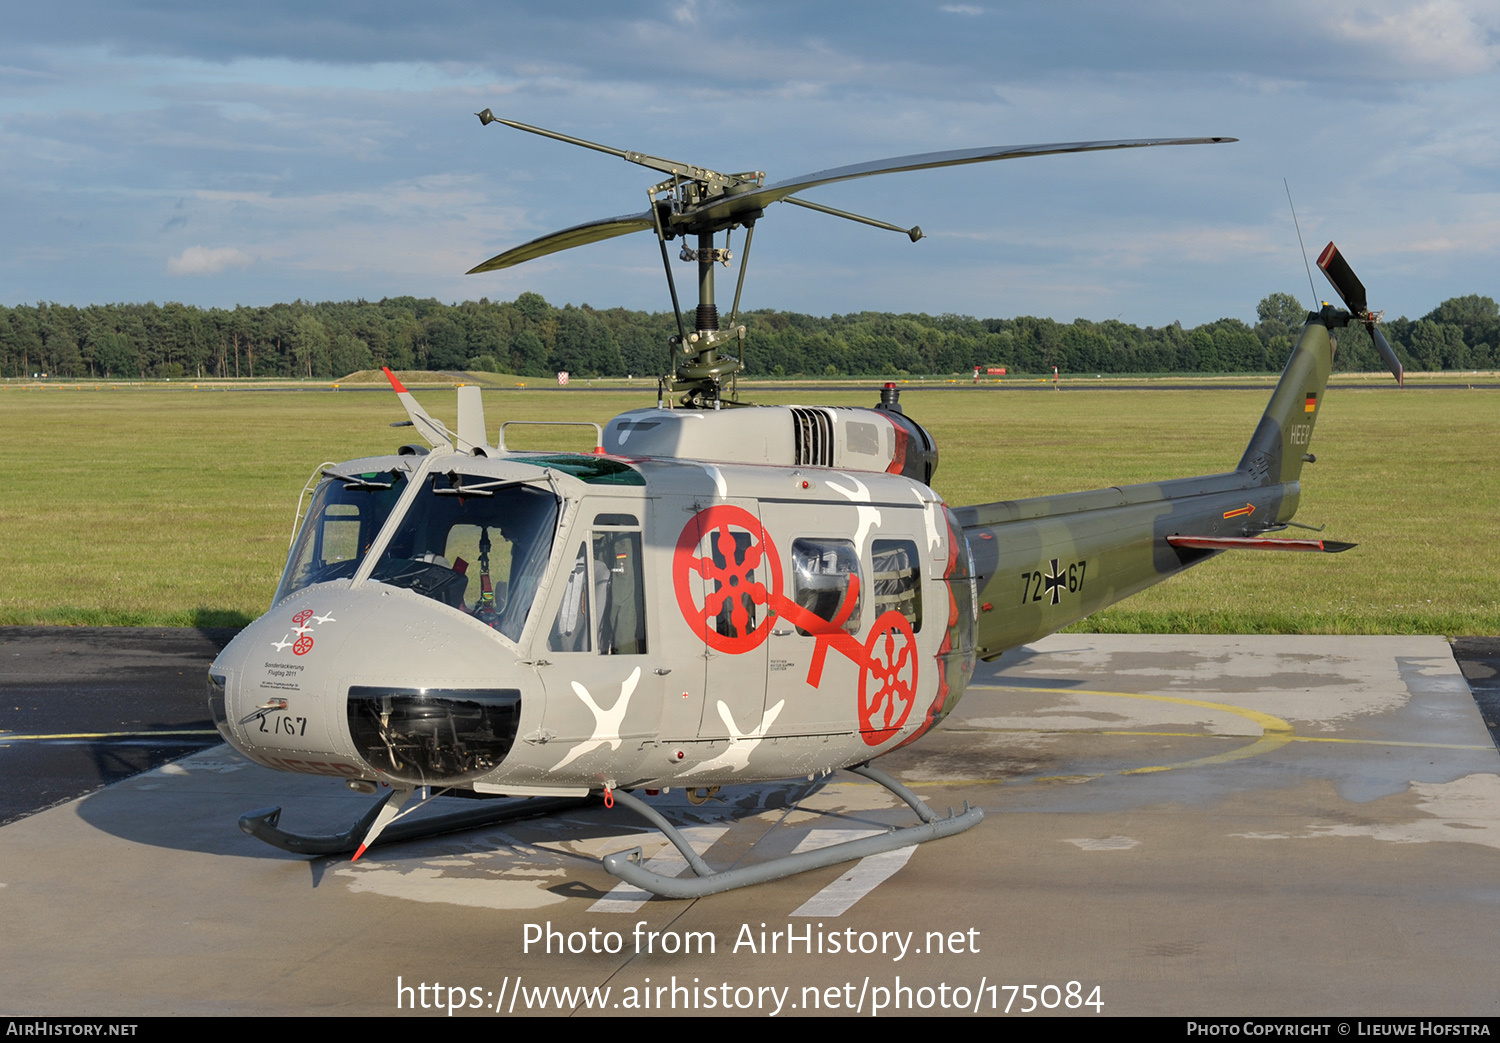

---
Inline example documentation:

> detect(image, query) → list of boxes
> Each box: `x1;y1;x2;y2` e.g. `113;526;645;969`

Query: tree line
3;290;1496;380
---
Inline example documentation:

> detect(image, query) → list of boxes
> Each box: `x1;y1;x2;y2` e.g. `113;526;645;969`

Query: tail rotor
1316;242;1404;386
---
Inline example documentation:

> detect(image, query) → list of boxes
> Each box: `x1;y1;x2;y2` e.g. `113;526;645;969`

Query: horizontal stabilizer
1167;535;1356;553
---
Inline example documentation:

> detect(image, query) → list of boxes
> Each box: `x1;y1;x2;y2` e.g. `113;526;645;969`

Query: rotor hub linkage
680;246;733;266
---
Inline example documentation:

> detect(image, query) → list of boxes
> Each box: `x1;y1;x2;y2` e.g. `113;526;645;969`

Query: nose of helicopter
209;585;527;783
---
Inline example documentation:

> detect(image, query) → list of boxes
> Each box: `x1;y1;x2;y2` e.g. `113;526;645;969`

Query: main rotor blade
680;136;1237;230
467;211;656;274
477;111;740;188
382;367;452;449
467;133;1236;272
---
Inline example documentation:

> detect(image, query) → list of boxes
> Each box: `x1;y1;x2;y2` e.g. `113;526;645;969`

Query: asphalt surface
1454;637;1500;749
0;627;237;825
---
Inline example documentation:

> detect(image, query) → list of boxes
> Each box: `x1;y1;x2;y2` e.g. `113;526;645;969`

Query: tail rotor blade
1370;322;1405;387
1316;241;1367;315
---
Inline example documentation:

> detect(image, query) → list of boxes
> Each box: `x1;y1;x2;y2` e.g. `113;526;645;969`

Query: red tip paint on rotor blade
1317;242;1337;270
352;844;368;862
382;367;408;394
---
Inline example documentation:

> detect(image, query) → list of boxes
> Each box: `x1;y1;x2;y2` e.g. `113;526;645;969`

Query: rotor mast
646;171;760;409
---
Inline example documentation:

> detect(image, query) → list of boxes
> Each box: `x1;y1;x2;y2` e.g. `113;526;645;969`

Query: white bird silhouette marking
827;475;882;551
552;667;642;771
681;699;786;776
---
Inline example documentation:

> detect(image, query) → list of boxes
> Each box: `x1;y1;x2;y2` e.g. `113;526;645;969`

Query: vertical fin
455;384;488;453
383;367;453;450
1237;312;1333;487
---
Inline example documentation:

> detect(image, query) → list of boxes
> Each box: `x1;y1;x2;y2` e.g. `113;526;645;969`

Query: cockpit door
533;501;663;775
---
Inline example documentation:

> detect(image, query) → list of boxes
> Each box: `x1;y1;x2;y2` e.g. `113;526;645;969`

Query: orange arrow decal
1222;503;1255;519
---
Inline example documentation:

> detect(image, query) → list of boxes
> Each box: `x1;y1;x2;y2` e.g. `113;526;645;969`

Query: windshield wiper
432;472;550;498
323;468;402;491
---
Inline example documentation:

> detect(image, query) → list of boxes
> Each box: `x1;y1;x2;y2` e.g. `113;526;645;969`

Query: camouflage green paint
956;311;1337;660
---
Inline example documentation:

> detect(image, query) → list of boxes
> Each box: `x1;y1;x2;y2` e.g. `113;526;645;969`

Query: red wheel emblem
292;635;314;656
292;609;314;626
858;610;918;745
673;505;782;654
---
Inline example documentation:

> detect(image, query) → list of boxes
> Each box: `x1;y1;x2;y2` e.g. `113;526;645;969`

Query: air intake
791;407;834;466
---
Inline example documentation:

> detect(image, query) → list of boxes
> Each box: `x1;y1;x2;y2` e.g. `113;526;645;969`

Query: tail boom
954;308;1340;660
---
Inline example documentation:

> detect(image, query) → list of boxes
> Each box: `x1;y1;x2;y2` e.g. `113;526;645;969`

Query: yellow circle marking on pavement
1021;686;1293;775
964;685;1488;780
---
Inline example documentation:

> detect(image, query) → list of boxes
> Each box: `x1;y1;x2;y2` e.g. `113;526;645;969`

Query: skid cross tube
600;764;982;898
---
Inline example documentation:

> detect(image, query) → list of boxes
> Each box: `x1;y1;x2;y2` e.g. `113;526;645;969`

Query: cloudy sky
3;1;1497;325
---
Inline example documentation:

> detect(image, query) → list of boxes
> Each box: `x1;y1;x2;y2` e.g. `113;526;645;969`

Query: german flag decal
1304;391;1318;413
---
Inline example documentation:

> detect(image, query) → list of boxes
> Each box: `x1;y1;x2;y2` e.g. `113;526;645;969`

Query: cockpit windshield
369;471;558;643
276;470;406;604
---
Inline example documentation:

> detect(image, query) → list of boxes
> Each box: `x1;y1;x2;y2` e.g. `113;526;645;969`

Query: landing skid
602;764;983;898
238;766;979;891
239;793;594;857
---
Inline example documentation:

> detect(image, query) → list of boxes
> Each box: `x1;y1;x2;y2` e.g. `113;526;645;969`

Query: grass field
0;381;1494;634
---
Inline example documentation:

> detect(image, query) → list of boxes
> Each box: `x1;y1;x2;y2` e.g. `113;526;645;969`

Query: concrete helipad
3;634;1496;1017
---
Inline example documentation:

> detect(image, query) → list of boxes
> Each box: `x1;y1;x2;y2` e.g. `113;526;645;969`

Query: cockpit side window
277;474;405;604
595;529;645;654
547;519;648;655
548;543;594;653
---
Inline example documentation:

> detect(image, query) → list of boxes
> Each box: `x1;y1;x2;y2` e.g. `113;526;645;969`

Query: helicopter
206;115;1403;898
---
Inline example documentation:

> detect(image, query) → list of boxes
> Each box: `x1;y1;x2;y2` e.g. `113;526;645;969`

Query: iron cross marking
1043;558;1066;605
